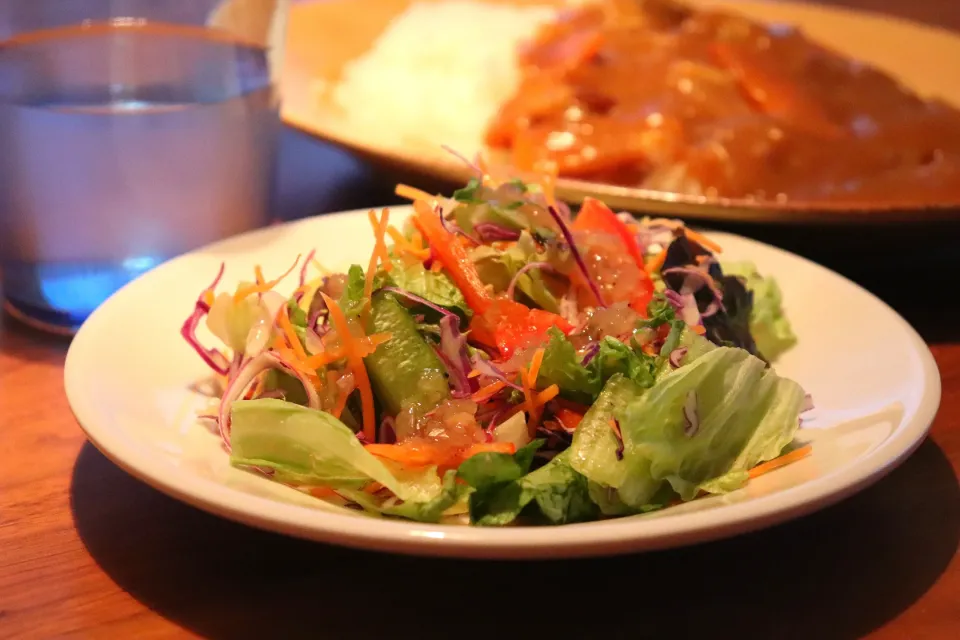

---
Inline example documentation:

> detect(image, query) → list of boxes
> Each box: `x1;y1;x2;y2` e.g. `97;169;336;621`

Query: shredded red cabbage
506;261;557;301
217;351;321;450
670;289;702;327
668;347;688;368
380;415;397;444
470;353;523;391
296;248;317;300
610;418;625;461
381;286;456;321
181;263;231;375
547;205;606;308
434;347;472;398
474;222;521;242
436;201;481;245
662;266;725;314
304;323;328;355
682;391;699;437
483;409;505;442
581;342;600;366
441;144;484;178
663;289;685;310
438;314;478;395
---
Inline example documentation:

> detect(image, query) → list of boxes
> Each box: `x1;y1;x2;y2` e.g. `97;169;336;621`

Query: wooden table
3;2;960;638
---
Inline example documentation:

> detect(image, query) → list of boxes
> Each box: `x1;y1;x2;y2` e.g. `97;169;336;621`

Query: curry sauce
485;0;960;204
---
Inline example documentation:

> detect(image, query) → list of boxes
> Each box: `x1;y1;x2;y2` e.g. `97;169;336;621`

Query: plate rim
281;0;960;224
64;207;943;559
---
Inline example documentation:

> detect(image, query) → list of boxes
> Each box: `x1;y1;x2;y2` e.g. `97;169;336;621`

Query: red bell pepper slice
414;199;573;358
571;197;655;314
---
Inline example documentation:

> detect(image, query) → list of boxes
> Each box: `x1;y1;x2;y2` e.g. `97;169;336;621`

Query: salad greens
181;166;812;527
722;261;798;361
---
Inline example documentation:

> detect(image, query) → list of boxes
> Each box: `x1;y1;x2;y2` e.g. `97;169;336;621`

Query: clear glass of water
0;0;289;333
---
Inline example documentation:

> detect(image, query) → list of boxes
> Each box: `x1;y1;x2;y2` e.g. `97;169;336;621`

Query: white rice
330;1;556;156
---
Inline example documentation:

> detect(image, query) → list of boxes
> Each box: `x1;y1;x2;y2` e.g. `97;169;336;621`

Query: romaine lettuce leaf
468;232;560;313
456;440;542;525
229;399;442;504
569;337;804;508
340;260;471;322
341;469;468;523
537;327;599;400
388;258;471;320
721;261;797;361
339;264;369;318
520;452;597;524
537;327;658;403
457;448;597;526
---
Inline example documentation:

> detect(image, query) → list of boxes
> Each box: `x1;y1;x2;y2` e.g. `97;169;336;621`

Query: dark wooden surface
2;2;959;638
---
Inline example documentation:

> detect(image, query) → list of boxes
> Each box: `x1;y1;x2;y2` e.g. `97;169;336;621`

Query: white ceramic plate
282;0;960;223
65;207;941;558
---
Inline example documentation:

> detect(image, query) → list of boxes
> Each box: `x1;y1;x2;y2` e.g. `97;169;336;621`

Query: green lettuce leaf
567;374;645;491
387;259;471;320
229;399;442;504
569;337;804;509
721;261;797;361
537;327;658;403
457;439;542;487
537;327;599;400
456;440;543;525
520;452;598;524
469;231;560;313
341;469;468;523
339;260;470;322
458;449;597;526
339;264;369;318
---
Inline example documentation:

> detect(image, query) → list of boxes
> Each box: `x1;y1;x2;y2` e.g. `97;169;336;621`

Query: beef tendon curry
485;0;960;204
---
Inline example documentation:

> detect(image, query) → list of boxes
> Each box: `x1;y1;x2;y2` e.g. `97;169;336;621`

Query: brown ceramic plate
281;0;960;225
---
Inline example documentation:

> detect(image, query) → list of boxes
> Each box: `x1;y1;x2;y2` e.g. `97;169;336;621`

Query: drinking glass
0;0;289;333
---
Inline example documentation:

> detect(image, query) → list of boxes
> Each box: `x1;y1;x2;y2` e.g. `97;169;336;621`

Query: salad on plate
182;157;812;526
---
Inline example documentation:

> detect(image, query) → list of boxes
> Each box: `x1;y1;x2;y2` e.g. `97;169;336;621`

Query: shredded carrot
527;348;545;387
304;346;347;369
430;261;444;273
554;408;584;432
365;440;517;469
330;382;352;420
518;349;547;435
365;442;446;467
303;332;391;370
395;183;435;203
520;366;536;436
387;226;430;261
363;208;393;324
684;227;723;254
692;325;706;335
472;380;507;403
461;442;516;459
749;444;813;479
411;230;428;256
506;384;560;420
233;255;300;302
277;303;309;363
645;249;668;274
274;342;323;383
309;486;338;499
363;482;385;495
467;369;481;379
322;293;377;442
